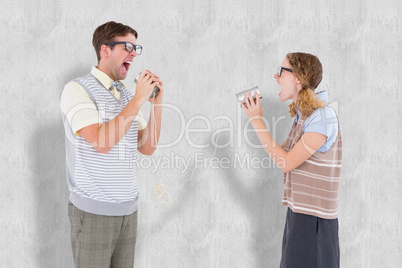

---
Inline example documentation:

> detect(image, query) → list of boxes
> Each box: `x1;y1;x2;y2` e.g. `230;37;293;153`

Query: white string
152;103;239;211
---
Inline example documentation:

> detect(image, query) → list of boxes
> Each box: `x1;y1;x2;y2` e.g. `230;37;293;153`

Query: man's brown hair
92;21;138;62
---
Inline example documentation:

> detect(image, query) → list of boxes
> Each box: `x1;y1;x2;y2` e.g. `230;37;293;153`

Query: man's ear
100;44;111;60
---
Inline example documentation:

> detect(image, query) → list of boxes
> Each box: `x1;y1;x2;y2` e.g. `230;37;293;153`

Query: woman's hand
239;91;264;120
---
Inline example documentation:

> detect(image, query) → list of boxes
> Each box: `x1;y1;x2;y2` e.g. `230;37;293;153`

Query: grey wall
1;0;401;267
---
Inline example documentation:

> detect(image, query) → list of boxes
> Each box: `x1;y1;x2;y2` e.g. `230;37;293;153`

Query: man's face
105;34;137;81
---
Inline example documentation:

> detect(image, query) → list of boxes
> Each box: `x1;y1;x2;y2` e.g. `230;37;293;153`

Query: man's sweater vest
282;107;342;219
62;73;139;216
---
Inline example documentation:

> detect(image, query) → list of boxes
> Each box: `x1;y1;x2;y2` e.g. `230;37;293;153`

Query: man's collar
91;66;125;90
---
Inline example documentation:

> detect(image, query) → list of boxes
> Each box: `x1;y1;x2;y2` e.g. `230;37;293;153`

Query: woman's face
274;57;301;103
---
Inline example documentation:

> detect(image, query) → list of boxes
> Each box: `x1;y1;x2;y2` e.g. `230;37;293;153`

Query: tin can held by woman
236;86;262;105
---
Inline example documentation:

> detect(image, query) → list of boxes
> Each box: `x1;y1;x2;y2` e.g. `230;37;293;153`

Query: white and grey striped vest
62;73;140;216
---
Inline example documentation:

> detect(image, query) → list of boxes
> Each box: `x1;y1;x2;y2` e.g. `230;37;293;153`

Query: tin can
134;73;160;98
236;86;262;104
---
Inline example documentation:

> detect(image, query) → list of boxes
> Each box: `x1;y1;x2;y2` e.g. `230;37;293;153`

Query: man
60;21;163;267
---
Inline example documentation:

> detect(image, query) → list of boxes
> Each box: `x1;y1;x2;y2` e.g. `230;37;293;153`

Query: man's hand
146;70;164;104
137;70;164;156
133;70;156;105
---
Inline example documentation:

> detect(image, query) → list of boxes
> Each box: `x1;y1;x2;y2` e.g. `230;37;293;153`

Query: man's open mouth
122;61;131;74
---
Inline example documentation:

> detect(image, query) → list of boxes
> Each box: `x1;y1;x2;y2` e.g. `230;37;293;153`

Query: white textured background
1;0;401;267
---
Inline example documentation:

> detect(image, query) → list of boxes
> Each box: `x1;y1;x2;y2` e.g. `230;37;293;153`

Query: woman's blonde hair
286;52;325;118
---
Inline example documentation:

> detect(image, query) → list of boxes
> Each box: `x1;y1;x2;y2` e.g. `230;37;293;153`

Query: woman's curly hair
286;52;325;118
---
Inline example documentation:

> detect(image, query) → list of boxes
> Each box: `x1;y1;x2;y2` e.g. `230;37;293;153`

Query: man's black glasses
278;67;293;77
104;41;142;55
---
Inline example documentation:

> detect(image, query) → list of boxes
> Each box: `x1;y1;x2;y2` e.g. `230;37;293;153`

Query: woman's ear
295;76;303;91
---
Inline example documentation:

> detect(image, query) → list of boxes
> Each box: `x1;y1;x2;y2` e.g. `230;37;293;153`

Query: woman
240;52;342;268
